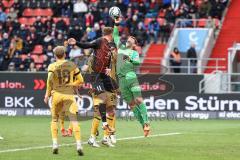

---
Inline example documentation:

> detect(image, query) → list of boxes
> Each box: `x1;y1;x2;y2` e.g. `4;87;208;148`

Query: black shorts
90;72;118;94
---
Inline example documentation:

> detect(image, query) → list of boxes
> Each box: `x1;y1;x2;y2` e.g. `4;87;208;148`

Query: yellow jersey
46;59;84;96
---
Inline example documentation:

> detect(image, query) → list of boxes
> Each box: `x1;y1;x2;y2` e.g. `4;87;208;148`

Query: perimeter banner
0;73;239;119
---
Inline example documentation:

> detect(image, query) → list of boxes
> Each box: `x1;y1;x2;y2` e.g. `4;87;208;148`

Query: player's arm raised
68;38;100;49
113;18;121;46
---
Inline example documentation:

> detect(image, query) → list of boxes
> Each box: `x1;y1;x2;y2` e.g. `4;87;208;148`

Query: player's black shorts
90;72;118;95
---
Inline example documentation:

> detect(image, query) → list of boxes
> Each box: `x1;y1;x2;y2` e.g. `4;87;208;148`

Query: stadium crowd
0;0;228;72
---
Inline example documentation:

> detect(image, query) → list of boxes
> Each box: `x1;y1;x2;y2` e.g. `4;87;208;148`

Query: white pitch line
0;132;181;154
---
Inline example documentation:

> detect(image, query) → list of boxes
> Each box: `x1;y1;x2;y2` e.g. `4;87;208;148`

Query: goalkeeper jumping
113;18;150;137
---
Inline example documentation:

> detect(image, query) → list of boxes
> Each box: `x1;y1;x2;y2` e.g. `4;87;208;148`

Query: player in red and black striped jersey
68;27;118;140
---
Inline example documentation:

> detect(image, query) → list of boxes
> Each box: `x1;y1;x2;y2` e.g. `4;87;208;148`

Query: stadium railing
140;57;226;74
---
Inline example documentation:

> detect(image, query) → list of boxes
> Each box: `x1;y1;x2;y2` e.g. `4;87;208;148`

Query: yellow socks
51;121;58;140
72;121;81;141
90;116;101;137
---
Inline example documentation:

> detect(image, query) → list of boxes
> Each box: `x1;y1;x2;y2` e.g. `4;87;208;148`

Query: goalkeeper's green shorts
119;76;142;103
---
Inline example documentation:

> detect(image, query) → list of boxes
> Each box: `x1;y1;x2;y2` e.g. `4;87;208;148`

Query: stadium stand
0;0;229;72
205;0;240;73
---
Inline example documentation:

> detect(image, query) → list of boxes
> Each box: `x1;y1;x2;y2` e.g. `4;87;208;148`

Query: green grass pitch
0;116;240;160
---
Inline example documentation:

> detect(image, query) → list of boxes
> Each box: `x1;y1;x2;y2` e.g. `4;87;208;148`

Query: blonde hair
53;46;66;59
102;27;113;36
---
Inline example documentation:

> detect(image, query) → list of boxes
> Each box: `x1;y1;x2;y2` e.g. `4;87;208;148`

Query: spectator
186;43;197;73
2;33;10;54
93;23;102;38
165;6;175;25
147;18;160;43
12;53;22;70
28;62;37;72
44;16;54;31
85;12;94;27
101;7;110;26
171;0;181;11
33;16;45;33
17;24;29;41
22;54;33;69
188;1;197;19
91;6;101;22
18;64;26;71
53;0;62;17
199;0;212;18
133;22;147;47
0;8;7;23
8;7;18;21
0;39;15;71
87;27;96;41
69;45;84;68
14;35;23;54
126;14;139;34
43;32;54;47
8;62;15;72
54;33;64;46
160;21;171;44
210;0;224;19
56;19;67;32
116;0;128;16
73;0;88;17
68;25;83;42
170;47;181;73
62;0;72;17
45;45;55;63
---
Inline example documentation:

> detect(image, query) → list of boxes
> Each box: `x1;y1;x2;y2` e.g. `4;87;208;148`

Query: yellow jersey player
44;46;84;156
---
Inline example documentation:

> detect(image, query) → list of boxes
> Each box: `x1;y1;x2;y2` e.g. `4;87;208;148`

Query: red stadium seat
196;0;203;7
28;17;37;25
20;54;28;61
41;17;48;23
157;18;166;26
36;64;43;70
31;55;44;64
34;8;42;16
197;18;207;27
144;18;152;26
53;17;60;23
32;45;43;54
62;18;70;26
4;8;10;14
34;8;53;17
2;0;14;8
158;9;165;18
43;9;53;16
23;8;34;17
18;17;28;25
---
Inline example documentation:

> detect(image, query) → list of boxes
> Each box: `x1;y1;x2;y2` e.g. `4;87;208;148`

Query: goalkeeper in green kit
113;18;150;137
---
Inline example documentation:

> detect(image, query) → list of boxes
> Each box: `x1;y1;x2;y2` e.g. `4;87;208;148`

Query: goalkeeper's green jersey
113;26;140;78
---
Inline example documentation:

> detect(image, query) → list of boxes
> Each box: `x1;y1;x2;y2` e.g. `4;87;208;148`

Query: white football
109;6;121;18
